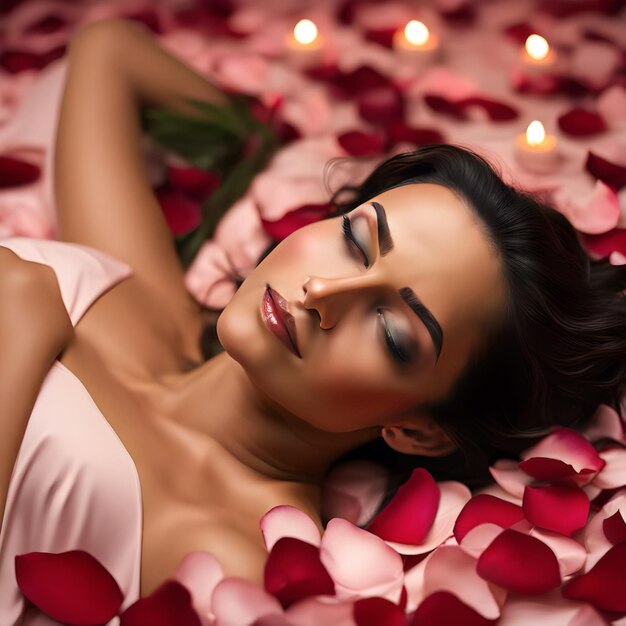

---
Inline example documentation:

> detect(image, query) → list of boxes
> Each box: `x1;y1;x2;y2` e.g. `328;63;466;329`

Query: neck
150;352;380;485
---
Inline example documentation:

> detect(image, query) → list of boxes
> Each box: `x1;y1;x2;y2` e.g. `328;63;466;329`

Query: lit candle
514;120;560;174
285;19;325;67
392;20;440;65
520;34;556;76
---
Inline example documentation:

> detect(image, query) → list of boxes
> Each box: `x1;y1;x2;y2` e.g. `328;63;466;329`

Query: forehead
371;182;505;348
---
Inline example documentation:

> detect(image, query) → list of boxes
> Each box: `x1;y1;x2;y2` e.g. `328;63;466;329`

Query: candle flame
525;34;549;61
404;20;430;46
526;120;546;145
293;19;318;45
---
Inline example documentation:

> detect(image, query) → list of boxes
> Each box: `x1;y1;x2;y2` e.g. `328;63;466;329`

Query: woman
0;17;624;619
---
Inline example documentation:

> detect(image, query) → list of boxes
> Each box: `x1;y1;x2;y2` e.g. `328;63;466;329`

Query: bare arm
54;19;229;326
0;248;74;530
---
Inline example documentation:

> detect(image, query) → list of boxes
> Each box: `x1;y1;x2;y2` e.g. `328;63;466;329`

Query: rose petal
174;551;224;625
594;447;626;490
366;468;439;546
423;545;505;619
459;96;519;121
285;595;357;626
424;94;467;119
167;165;221;199
568;604;611;626
562;542;626;613
459;523;504;560
582;404;625;443
385;121;445;147
586;151;626;190
120;581;202;626
558;108;608;136
527;527;587;578
523;485;590;536
353;596;406;626
454;494;525;542
488;459;533;500
156;186;202;235
603;510;626;544
260;505;323;552
582;227;626;259
410;591;497;626
320;518;404;602
338;130;387;156
211;578;283;626
519;427;605;486
15;551;123;626
597;86;626;129
264;537;335;608
261;202;335;241
0;154;40;188
476;529;561;595
357;86;404;126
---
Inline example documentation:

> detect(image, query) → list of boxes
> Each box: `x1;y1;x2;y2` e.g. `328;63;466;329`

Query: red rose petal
363;27;397;49
503;22;538;45
582;228;626;258
562;542;626;613
120;580;202;626
0;155;41;188
540;0;622;17
409;591;497;626
332;66;394;100
261;202;335;241
122;9;163;34
367;468;440;545
264;537;335;609
353;596;407;626
167;166;221;199
424;94;467;120
523;485;590;536
357;86;405;126
0;45;66;74
338;130;387;156
518;457;594;486
454;494;525;542
459;96;519;121
155;187;202;235
24;14;68;34
476;529;561;595
440;3;477;24
603;510;626;544
386;121;445;146
558;108;608;136
15;550;123;626
586;151;626;190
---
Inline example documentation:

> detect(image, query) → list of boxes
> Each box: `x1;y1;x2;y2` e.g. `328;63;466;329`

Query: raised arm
54;19;229;328
0;248;74;530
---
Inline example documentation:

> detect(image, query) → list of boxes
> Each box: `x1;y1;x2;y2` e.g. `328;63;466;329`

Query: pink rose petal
119;581;202;626
410;591;497;626
212;578;283;626
260;505;322;551
15;550;123;626
586;151;626;190
527;528;587;578
454;494;525;542
597;86;626;129
459;523;504;560
476;529;561;595
562;541;626;612
320;518;404;602
353;596;406;626
523;485;590;536
582;404;625;443
603;510;626;544
367;468;440;545
174;551;224;626
489;459;533;500
264;537;335;608
519;427;605;486
557;108;608;136
0;154;40;188
594;447;626;489
423;545;505;619
285;595;357;626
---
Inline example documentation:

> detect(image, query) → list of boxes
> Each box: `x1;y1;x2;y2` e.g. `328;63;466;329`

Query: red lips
261;284;301;358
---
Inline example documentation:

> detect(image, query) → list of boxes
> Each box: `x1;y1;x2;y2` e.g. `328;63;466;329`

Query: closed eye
342;215;369;267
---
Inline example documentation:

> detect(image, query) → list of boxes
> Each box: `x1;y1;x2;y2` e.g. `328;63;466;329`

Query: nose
302;275;377;330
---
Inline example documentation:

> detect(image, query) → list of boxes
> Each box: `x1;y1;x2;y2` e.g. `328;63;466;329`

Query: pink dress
0;237;143;626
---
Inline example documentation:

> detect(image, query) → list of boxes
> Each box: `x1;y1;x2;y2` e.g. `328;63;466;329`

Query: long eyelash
378;309;412;363
342;215;369;268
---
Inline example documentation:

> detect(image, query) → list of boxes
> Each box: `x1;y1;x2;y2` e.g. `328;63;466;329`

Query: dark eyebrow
369;201;444;361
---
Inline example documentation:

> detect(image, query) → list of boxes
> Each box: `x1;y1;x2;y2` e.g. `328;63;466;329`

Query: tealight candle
514;120;560;174
520;34;556;76
392;20;440;65
284;19;325;68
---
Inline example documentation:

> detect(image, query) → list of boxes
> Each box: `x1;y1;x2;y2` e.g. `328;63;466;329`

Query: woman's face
217;183;506;432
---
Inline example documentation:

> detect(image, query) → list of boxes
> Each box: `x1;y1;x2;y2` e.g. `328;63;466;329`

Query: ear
381;416;457;457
